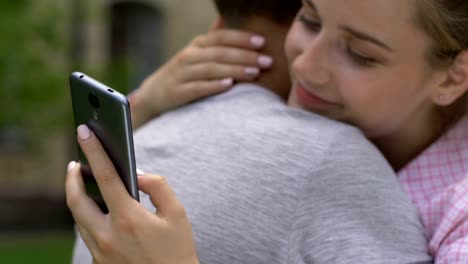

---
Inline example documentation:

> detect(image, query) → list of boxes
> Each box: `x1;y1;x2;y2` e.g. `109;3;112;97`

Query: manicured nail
258;55;273;68
67;161;77;172
244;67;260;76
250;35;265;47
219;78;233;87
77;125;91;140
136;168;145;176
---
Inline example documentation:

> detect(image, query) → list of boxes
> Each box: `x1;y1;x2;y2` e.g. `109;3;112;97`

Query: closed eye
298;13;321;32
346;46;379;67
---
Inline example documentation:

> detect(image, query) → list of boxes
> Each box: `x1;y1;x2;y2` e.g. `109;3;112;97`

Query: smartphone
69;72;139;213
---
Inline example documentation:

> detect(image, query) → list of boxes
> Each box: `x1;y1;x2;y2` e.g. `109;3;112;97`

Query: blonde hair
415;0;468;119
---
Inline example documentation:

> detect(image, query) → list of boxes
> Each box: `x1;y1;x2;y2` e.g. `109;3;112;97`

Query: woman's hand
130;29;274;128
66;125;199;264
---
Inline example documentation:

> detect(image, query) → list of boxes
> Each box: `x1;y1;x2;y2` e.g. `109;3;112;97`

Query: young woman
285;0;467;262
66;0;467;263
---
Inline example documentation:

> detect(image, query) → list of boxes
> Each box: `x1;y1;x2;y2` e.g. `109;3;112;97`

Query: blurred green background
0;0;215;263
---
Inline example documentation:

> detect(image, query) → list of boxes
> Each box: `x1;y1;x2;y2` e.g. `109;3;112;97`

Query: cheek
339;64;426;108
338;79;399;136
338;69;429;136
339;76;385;114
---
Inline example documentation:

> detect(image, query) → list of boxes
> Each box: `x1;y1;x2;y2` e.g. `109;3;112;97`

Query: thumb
138;174;185;218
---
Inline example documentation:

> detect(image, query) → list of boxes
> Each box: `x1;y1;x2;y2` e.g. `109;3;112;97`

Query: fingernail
136;168;145;176
250;35;265;47
67;161;77;172
258;55;273;68
219;78;233;87
77;125;91;140
244;67;260;76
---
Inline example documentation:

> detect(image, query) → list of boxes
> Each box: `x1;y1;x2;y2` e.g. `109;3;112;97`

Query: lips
294;82;339;109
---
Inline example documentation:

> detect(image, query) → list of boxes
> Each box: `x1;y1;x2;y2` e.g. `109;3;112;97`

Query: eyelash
298;13;379;67
298;14;321;32
346;47;379;66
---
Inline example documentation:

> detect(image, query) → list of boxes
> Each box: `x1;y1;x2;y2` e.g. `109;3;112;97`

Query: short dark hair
213;0;301;27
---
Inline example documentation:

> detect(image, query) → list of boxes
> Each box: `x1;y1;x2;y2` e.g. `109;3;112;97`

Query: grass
0;232;75;264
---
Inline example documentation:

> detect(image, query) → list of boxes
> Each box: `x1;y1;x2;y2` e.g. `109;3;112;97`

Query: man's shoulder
210;82;282;102
198;83;360;131
137;82;368;150
198;82;286;114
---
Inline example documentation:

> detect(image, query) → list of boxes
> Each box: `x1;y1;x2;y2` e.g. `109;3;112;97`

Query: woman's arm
129;29;273;129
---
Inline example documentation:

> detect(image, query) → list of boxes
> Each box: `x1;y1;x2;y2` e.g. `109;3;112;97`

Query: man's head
213;0;301;28
213;0;301;100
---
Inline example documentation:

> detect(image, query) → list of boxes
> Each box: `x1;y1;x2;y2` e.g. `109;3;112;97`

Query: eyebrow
303;0;393;53
341;26;393;52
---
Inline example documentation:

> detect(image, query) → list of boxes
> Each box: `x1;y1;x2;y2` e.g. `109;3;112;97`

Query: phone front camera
88;93;100;108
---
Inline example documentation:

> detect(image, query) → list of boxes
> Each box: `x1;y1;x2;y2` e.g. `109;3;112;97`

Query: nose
291;34;331;86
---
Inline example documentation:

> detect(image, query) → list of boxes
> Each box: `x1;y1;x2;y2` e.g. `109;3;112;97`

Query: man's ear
209;16;225;31
432;50;468;106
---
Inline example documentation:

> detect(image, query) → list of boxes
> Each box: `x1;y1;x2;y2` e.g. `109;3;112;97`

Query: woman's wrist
128;88;155;129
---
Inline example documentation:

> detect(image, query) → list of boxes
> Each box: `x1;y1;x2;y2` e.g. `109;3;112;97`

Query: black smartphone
69;72;139;213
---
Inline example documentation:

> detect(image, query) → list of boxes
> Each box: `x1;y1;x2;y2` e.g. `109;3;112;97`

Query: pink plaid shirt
398;116;468;263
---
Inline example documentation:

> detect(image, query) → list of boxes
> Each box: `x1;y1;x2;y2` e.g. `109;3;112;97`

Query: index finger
193;29;266;50
76;124;132;212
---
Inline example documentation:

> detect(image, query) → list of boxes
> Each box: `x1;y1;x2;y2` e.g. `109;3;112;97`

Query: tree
0;0;69;151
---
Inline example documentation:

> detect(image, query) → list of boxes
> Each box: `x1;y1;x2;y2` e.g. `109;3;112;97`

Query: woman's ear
432;50;468;106
209;16;225;31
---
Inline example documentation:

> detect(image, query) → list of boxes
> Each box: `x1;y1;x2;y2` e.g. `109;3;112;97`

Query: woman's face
285;0;441;138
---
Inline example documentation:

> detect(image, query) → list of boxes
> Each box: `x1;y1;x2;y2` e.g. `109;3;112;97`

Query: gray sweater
72;84;431;263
